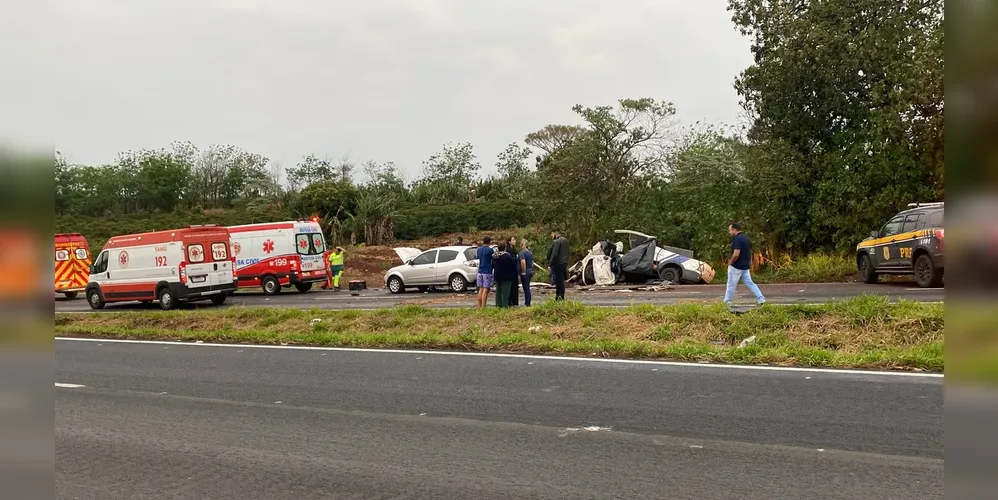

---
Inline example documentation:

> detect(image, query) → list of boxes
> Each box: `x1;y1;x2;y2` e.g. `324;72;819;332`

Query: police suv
856;202;944;288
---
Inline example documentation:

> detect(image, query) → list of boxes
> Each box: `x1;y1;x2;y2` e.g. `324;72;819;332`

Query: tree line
55;0;943;263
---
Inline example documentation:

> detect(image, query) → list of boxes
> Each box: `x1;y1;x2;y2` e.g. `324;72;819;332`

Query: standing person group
474;235;537;308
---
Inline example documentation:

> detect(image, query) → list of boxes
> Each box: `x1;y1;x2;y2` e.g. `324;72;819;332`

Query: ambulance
85;225;238;310
227;219;330;294
54;233;91;299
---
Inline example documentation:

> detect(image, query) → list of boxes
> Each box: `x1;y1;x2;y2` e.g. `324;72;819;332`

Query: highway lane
56;339;943;500
55;281;944;312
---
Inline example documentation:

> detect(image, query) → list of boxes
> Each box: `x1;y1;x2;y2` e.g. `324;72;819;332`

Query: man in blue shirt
724;223;766;306
476;236;495;308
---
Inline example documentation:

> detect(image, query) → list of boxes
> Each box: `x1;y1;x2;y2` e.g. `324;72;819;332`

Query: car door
405;250;438;285
874;215;906;270
893;213;925;271
434;249;460;282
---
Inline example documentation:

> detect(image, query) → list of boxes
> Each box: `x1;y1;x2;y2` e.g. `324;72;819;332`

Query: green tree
532;98;677;242
728;0;944;252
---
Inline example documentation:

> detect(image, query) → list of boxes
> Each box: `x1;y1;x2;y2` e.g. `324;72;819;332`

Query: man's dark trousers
551;264;567;301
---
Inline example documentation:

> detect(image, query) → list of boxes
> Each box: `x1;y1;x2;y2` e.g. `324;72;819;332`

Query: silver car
385;246;480;294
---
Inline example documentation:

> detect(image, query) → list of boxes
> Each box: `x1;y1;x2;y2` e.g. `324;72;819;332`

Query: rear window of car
902;213;925;233
187;244;205;263
211;242;228;261
927;210;943;227
463;248;478;261
438;250;459;262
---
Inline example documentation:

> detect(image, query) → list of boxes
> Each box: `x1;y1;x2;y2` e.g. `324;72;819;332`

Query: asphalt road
56;339;943;500
54;282;944;312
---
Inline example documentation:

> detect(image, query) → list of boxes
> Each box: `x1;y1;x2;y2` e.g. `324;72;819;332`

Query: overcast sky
6;0;752;180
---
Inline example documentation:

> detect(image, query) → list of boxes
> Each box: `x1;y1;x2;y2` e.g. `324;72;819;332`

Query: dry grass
55;296;944;371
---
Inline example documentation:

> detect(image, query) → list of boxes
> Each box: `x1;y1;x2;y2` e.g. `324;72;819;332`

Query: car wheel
295;283;313;293
210;294;227;305
914;254;942;288
86;288;105;310
261;275;281;295
63;291;79;300
859;254;878;284
659;265;682;284
387;276;404;294
158;288;177;310
449;274;468;293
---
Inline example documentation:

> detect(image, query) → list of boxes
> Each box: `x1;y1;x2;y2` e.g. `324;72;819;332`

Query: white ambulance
85;225;238;310
227;219;330;294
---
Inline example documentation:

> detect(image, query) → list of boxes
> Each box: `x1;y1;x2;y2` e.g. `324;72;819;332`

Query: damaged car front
571;230;715;285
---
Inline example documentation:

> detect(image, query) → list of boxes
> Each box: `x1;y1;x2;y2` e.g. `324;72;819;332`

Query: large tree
729;0;944;252
532;98;676;242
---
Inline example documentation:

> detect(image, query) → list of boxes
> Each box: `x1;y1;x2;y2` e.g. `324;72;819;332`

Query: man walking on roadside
548;229;569;301
724;223;766;306
476;236;495;308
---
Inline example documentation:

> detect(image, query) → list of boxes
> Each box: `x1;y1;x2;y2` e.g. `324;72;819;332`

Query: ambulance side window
93;251;109;273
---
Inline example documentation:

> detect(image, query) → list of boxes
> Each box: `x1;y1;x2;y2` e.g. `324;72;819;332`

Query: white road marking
54;337;944;378
559;426;612;437
55;383;85;388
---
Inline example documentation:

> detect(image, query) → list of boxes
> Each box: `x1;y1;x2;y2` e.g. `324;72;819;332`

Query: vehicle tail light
179;262;188;285
290;257;298;270
231;256;237;279
935;229;944;250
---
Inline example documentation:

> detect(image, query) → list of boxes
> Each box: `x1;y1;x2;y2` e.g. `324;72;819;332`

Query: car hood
393;247;422;263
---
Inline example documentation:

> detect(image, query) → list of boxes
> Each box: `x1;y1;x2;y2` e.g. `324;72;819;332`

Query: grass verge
54;296;943;372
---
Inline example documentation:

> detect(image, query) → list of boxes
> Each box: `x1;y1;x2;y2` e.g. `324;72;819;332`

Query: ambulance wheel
86;289;105;310
295;283;313;293
261;276;281;295
209;294;227;305
157;287;177;310
63;291;79;300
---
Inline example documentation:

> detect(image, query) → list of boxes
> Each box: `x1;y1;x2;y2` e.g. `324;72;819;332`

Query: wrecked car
569;230;715;285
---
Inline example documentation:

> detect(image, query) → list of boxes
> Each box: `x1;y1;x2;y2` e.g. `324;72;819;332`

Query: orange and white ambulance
85;225;238;310
227;219;330;294
54;233;91;299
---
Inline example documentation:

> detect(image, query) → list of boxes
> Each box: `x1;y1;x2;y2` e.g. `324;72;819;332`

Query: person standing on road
548;229;569;301
506;236;519;307
326;246;345;291
724;223;766;306
519;239;534;306
476;236;495;308
493;242;517;308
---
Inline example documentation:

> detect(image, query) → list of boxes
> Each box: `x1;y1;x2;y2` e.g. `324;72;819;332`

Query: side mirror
870;231;879;238
88;264;95;274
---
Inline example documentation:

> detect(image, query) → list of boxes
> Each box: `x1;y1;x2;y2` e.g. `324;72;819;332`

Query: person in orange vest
326;246;345;291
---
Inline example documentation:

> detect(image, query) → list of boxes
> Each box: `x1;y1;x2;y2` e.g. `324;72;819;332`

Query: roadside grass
716;253;860;284
55;296;943;371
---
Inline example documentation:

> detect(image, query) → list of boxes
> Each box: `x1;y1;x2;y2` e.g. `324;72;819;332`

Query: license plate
191;276;207;283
